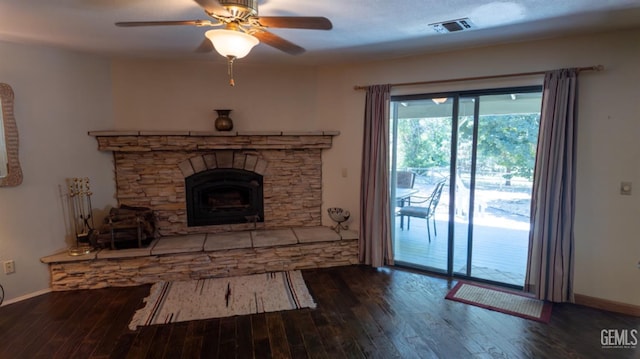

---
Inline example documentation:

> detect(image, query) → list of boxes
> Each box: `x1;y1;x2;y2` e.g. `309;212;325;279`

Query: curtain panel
525;69;578;302
359;84;393;267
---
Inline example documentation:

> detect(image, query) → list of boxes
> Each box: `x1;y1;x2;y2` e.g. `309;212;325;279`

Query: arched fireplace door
185;168;264;227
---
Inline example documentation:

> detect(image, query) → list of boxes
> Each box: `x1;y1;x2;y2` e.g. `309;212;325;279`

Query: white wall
110;58;323;132
0;41;115;303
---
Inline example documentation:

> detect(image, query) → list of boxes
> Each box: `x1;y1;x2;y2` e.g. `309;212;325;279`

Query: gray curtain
359;84;393;267
525;68;578;302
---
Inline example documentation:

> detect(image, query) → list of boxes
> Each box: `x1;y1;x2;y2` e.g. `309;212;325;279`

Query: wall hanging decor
0;83;23;187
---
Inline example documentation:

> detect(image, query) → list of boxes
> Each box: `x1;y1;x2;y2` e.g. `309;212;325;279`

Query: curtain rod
353;65;604;91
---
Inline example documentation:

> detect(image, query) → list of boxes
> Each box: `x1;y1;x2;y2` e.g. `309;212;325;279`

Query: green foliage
397;118;451;169
396;113;539;182
460;114;540;180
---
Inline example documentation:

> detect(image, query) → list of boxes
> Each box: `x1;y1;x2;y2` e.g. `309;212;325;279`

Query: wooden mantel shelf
89;130;340;151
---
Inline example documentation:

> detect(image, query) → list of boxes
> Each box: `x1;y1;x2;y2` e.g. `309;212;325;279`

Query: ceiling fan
116;0;333;85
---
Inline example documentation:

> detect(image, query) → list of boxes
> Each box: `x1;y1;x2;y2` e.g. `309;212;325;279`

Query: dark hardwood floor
1;265;638;358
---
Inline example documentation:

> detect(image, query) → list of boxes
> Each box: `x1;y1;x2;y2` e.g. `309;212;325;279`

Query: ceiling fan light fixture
205;29;259;59
219;0;258;20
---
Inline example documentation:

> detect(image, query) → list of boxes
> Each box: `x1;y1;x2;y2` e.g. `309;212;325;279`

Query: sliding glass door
391;98;453;273
391;87;542;287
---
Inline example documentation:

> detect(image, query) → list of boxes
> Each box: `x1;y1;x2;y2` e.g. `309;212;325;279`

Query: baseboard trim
1;288;52;307
574;293;640;317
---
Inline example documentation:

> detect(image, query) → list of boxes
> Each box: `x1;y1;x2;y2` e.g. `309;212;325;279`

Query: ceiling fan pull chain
227;55;236;87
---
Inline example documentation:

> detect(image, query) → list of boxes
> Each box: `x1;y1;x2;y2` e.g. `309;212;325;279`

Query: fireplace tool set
68;177;96;256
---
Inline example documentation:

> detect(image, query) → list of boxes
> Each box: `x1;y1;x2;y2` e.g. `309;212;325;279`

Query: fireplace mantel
89;130;340;151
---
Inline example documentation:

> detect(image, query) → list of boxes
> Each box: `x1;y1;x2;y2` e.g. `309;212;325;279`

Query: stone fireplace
91;130;340;236
40;130;359;292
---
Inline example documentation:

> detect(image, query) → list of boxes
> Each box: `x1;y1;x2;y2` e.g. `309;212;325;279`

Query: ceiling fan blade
195;38;214;53
253;16;332;30
193;0;231;17
253;31;305;55
116;20;212;27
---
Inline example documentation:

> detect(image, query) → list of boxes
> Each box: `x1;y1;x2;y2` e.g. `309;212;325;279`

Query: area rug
445;281;552;323
129;271;316;330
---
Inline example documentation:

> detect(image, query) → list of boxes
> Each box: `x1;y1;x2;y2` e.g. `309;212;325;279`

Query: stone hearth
42;227;358;291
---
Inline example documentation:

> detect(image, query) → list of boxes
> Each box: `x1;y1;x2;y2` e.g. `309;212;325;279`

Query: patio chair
396;170;416;207
396;171;416;189
398;179;446;242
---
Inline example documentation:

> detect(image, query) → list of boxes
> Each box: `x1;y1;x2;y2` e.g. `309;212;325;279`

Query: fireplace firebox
185;168;264;227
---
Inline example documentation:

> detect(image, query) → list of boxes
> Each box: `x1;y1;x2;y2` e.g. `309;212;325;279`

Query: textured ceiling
1;0;639;65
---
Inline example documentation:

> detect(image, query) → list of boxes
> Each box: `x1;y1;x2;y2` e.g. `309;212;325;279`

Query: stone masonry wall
50;239;358;291
49;132;353;292
113;149;323;236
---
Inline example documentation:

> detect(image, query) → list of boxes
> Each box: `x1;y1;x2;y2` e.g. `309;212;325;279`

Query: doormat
445;281;552;323
129;271;316;330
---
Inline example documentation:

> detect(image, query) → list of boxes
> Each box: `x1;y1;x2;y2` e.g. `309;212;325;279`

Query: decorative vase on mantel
214;109;234;131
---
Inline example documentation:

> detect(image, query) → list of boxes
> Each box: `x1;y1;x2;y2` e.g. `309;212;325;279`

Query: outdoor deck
393;199;530;287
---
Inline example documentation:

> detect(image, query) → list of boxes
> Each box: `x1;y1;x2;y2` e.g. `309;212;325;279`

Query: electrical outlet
3;260;15;274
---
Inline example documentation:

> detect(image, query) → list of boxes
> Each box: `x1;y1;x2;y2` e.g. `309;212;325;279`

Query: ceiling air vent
430;18;475;34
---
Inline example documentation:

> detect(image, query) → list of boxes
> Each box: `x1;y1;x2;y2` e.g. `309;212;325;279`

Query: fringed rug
129;271;316;330
445;281;552;323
